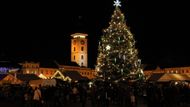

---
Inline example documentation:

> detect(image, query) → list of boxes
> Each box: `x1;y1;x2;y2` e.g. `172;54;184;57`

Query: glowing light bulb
106;45;111;50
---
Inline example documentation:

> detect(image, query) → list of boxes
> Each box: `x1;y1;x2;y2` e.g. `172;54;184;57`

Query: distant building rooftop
0;74;8;80
63;71;87;81
19;60;58;68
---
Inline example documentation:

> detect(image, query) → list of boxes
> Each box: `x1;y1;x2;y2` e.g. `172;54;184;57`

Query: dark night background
1;0;190;68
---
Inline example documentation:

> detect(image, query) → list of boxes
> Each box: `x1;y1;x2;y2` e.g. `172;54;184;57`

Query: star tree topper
113;0;121;7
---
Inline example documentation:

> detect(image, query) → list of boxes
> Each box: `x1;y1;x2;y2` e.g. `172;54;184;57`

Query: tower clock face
81;40;85;45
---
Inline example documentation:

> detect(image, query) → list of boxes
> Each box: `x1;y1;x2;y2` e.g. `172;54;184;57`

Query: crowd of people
146;82;190;107
0;80;190;107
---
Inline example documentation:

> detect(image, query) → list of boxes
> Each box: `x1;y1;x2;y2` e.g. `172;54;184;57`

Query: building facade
59;65;96;79
144;66;190;78
19;61;57;78
71;33;88;67
20;61;40;74
19;61;96;79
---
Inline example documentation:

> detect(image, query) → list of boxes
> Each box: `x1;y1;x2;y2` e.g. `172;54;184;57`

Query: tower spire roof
71;33;88;38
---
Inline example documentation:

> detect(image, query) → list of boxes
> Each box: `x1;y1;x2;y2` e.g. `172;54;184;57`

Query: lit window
26;70;29;74
73;40;76;45
175;70;178;73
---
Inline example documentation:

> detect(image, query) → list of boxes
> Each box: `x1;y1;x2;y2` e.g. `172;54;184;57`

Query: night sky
1;0;190;68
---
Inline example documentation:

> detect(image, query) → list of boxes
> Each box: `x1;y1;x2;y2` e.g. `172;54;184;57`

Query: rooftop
71;33;88;38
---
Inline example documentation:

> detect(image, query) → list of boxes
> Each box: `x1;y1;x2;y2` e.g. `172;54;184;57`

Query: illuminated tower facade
71;33;88;67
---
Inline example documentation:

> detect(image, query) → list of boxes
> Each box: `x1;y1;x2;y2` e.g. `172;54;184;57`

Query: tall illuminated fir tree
96;0;143;81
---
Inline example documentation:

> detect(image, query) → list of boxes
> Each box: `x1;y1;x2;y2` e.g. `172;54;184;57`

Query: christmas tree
96;0;144;81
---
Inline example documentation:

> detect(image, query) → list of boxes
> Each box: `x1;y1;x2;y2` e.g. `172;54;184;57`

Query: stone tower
71;33;88;67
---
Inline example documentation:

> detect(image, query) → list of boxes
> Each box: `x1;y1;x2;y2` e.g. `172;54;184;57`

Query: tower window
81;55;84;60
74;47;76;51
73;40;76;45
81;47;84;51
74;56;75;60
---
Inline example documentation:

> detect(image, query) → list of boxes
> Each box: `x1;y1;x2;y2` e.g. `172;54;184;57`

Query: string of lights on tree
96;0;144;81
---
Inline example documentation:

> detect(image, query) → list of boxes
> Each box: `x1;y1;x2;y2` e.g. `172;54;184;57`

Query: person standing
33;87;42;107
130;92;136;107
